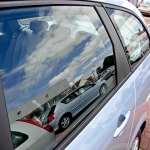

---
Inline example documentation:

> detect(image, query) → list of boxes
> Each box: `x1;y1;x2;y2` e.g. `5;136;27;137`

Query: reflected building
8;79;70;123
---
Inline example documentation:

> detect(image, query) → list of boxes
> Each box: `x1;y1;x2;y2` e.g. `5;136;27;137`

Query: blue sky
0;7;113;112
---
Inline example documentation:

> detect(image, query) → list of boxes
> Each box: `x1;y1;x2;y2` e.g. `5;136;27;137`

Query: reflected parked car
138;0;150;15
141;37;149;53
10;120;57;150
96;65;115;81
37;80;108;131
129;42;143;63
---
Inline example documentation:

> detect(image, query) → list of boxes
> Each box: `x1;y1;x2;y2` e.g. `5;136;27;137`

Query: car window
11;131;28;149
83;84;93;91
61;94;76;104
106;8;150;68
0;6;116;149
79;88;85;94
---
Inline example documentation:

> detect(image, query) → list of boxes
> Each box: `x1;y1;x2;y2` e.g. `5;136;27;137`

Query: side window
11;131;28;149
61;94;76;104
0;6;116;149
106;8;150;67
79;88;85;94
83;84;93;91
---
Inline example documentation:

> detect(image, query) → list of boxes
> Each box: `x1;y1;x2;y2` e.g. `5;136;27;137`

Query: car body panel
128;53;150;148
65;53;150;150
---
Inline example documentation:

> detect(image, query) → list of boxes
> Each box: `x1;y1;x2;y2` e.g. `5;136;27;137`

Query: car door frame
0;1;133;150
101;3;150;149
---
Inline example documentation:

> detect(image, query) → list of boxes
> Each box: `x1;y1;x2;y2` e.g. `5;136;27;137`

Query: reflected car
10;120;57;150
37;80;108;131
138;0;150;15
129;43;143;63
96;65;115;81
141;38;149;53
101;66;115;80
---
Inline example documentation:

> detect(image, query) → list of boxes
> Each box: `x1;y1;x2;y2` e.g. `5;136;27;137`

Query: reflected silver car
138;0;150;15
38;80;108;131
98;66;115;81
129;42;143;63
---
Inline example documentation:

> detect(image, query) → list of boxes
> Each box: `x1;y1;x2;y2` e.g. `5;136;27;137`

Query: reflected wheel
59;114;71;130
100;84;107;95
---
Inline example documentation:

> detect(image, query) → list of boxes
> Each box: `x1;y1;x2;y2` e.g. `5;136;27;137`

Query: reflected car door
65;93;82;117
78;84;99;109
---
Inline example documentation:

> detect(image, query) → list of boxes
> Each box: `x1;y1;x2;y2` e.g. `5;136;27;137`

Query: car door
0;2;136;150
61;93;81;117
105;6;150;149
77;84;99;109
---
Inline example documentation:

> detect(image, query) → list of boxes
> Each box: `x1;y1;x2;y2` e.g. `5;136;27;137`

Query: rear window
11;131;28;149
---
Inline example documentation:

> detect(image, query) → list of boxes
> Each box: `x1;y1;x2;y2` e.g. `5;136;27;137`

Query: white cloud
74;74;83;83
91;57;97;62
2;8;114;111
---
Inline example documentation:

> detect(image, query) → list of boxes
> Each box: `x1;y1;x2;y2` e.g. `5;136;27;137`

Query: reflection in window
84;85;93;91
11;131;28;149
0;6;116;149
61;95;75;104
106;8;149;67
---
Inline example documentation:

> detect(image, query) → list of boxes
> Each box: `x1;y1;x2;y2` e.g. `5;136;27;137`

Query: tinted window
106;8;150;67
61;94;76;104
0;6;116;149
83;84;93;91
11;131;28;149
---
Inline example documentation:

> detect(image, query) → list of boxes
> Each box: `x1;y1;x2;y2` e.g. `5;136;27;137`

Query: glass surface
11;131;28;149
0;6;116;149
106;8;150;67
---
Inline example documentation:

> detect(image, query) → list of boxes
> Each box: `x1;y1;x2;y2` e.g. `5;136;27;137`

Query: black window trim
102;3;150;73
0;0;102;9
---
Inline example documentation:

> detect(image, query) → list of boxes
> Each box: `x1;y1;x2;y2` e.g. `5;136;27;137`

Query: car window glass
83;84;93;91
11;131;28;149
0;6;116;149
79;88;85;94
106;8;150;68
61;94;75;104
74;90;80;96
